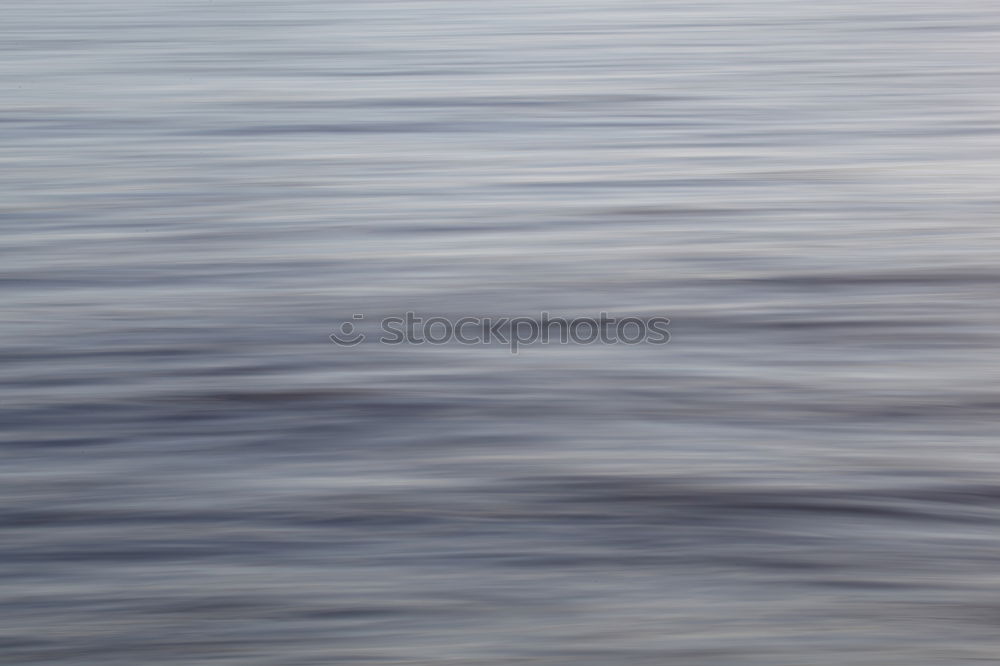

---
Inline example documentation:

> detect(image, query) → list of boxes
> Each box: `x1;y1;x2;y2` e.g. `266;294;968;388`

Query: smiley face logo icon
329;314;365;347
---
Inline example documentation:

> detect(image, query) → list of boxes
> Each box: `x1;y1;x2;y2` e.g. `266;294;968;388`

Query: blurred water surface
4;1;1000;664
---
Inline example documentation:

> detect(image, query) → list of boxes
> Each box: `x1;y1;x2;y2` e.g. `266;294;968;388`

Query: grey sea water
4;1;1000;663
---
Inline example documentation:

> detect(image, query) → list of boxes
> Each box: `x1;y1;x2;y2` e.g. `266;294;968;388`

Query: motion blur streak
3;1;1000;664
